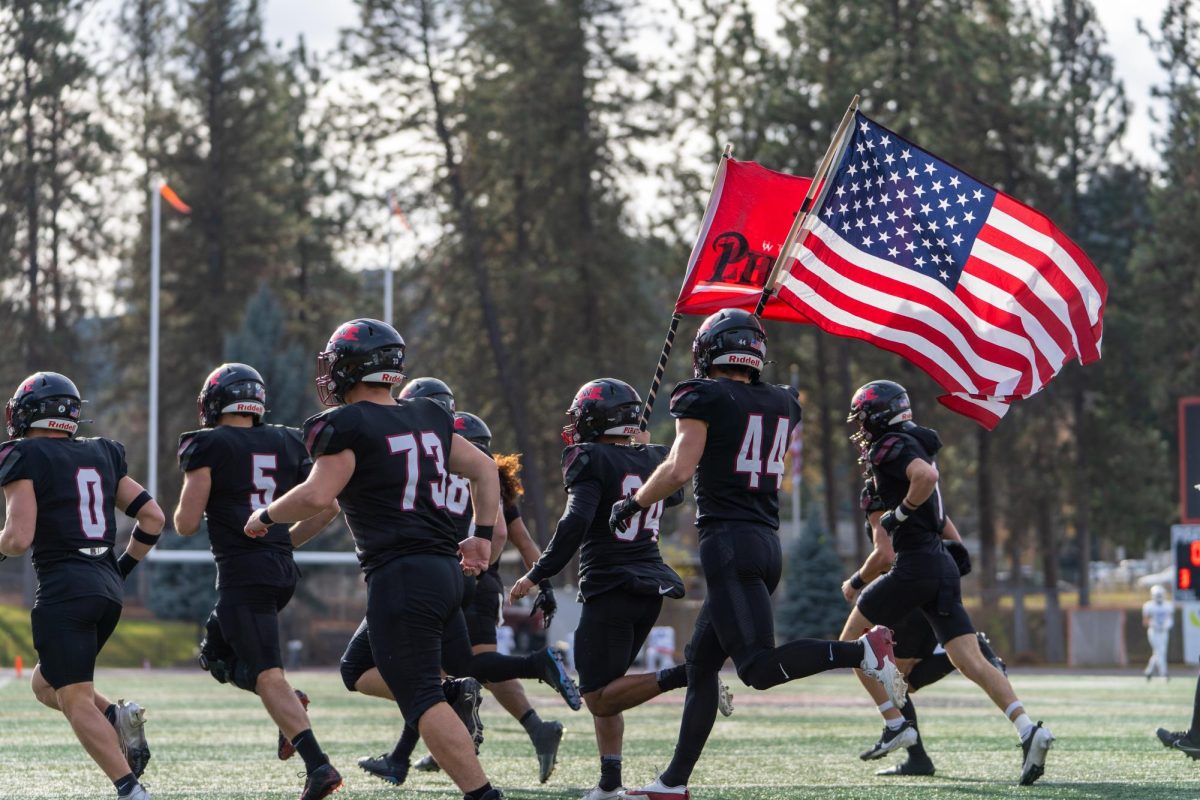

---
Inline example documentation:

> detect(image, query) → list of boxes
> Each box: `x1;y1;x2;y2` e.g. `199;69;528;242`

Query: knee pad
229;659;259;692
340;657;369;693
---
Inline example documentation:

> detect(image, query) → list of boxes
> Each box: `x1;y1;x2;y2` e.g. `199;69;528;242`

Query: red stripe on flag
937;393;1004;430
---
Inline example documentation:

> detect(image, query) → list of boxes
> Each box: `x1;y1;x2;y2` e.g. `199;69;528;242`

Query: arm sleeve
108;439;129;481
304;408;358;458
527;481;601;584
871;435;925;482
0;442;29;486
177;430;215;472
503;504;522;524
669;379;720;422
286;427;314;481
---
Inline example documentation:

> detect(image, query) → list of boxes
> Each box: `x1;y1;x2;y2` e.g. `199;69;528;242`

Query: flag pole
148;181;161;497
752;94;860;318
384;213;395;326
639;143;733;431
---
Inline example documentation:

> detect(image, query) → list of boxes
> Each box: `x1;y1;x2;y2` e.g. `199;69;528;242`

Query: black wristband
118;553;139;578
901;498;919;513
131;525;160;546
474;524;495;541
258;508;275;526
124;490;153;519
849;571;866;590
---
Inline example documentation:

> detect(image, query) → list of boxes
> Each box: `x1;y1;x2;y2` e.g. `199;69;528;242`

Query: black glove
532;580;557;628
880;502;914;535
945;540;972;576
118;552;140;578
609;495;644;533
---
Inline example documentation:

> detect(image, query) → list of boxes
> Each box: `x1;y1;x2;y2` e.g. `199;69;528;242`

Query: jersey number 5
616;475;664;542
251;454;277;510
735;414;790;489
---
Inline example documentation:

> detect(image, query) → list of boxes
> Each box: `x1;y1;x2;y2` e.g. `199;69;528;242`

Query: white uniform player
1143;586;1175;681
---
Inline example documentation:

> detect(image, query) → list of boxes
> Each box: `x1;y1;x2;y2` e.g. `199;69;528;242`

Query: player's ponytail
494;453;524;508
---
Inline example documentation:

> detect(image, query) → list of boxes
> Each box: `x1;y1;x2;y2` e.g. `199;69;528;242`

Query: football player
174;363;342;799
0;372;165;800
1143;585;1174;681
244;320;509;800
510;378;732;800
839;380;1054;785
611;310;904;800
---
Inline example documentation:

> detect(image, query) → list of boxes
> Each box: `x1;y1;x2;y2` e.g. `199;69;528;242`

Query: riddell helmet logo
725;354;761;366
235;403;260;412
46;419;74;431
380;373;404;383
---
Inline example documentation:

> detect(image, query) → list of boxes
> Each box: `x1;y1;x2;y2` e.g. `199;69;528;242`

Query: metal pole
384;220;395;326
790;363;802;541
149;182;161;497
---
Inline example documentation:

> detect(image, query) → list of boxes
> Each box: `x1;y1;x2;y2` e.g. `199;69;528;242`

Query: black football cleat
469;789;506;800
279;690;311;760
859;721;919;760
537;646;582;711
300;763;343;800
1175;734;1200;760
358;752;410;785
877;753;936;776
530;720;564;783
1018;722;1055;785
447;677;485;750
976;631;1007;675
1157;728;1188;748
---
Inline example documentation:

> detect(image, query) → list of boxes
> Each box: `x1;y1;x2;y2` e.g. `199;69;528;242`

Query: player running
174;363;342;799
839;380;1054;785
0;372;165;800
509;378;732;800
1143;585;1174;681
612;310;904;800
245;319;511;800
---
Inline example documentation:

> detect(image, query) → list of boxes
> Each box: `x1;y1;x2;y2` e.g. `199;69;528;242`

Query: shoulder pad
869;433;910;466
910;425;942;457
304;406;358;458
561;444;595;488
669;379;720;419
0;440;24;485
177;429;211;472
646;443;670;462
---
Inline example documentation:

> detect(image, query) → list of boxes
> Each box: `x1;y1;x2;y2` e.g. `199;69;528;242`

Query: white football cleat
1019;722;1055;785
718;677;734;717
621;775;690;799
582;786;624;800
858;625;908;709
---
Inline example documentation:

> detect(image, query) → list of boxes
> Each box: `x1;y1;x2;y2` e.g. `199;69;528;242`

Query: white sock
885;716;905;731
1013;713;1034;739
877;701;895;714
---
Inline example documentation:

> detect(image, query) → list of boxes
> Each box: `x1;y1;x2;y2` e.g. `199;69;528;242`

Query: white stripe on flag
954;270;1066;378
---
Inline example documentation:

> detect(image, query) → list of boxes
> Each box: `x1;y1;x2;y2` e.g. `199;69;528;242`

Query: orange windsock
386;191;413;233
160;183;192;214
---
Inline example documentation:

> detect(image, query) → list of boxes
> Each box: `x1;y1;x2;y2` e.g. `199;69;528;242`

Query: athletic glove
946;540;972;576
532;580;557;628
609;495;644;533
880;501;917;534
118;552;140;578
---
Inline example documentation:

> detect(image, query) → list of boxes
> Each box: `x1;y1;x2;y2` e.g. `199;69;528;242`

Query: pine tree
776;521;849;641
223;286;312;427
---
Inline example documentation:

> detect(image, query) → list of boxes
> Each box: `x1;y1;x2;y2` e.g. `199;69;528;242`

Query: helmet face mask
563;378;643;445
692;309;768;380
197;363;267;427
6;372;84;438
316;319;406;406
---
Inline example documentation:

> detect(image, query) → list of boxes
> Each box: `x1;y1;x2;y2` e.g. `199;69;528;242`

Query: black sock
291;729;330;774
660;668;719;787
908;652;955;691
742;640;864;690
104;704;117;726
113;773;138;795
900;697;930;761
520;708;542;735
470;650;539;682
391;724;420;763
1190;672;1200;735
464;782;494;800
599;755;623;792
656;664;689;692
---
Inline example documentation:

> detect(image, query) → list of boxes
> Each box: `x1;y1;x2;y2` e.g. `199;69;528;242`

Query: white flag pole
148;182;161;497
384;197;395;326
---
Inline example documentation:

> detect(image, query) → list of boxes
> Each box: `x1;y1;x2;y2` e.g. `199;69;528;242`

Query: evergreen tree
777;520;849;641
146;526;217;623
223;286;312;427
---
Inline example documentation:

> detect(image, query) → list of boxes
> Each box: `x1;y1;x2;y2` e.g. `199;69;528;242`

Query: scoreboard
1173;525;1200;601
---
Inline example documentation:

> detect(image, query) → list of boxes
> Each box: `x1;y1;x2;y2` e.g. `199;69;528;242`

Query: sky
257;0;1172;166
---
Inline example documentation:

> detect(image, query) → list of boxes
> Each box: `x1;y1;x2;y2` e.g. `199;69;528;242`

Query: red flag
674;159;813;323
159;183;191;214
775;113;1106;429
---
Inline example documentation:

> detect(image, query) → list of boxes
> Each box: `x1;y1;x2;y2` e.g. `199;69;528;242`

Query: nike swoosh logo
658;586;674;595
829;643;834;661
779;663;790;679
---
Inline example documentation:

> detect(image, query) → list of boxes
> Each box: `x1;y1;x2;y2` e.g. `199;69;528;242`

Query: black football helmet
197;363;267;427
5;372;84;438
316;318;406;406
400;377;455;413
454;412;492;452
562;378;643;445
847;380;913;443
692;308;767;379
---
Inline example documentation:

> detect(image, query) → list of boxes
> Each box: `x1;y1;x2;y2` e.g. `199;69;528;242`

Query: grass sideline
2;670;1200;798
0;604;198;669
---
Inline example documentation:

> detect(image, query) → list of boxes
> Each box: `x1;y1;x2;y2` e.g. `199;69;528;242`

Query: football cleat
859;721;919;760
718;678;735;717
448;677;485;750
414;754;441;772
976;631;1007;675
357;753;410;785
538;646;583;711
117;784;151;800
1018;722;1055;785
472;790;506;800
877;753;936;776
858;625;908;708
1175;735;1200;760
278;690;311;760
1157;728;1188;748
113;700;151;778
582;787;624;800
531;720;565;783
620;775;690;799
300;763;343;800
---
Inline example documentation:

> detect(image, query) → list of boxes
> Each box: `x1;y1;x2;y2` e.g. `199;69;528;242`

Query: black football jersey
177;424;309;588
531;443;682;601
0;436;127;606
867;423;945;559
669;378;802;530
445;472;475;540
304;398;458;575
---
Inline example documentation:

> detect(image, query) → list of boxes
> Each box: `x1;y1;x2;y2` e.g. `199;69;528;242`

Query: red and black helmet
847;380;912;441
454;411;492;453
562;378;642;445
316;319;406;406
197;363;266;427
692;308;767;379
5;372;84;438
399;377;455;414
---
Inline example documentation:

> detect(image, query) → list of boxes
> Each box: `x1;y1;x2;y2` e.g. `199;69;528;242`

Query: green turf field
2;669;1199;799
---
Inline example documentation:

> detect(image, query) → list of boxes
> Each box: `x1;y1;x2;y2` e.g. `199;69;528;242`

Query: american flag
776;112;1107;428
